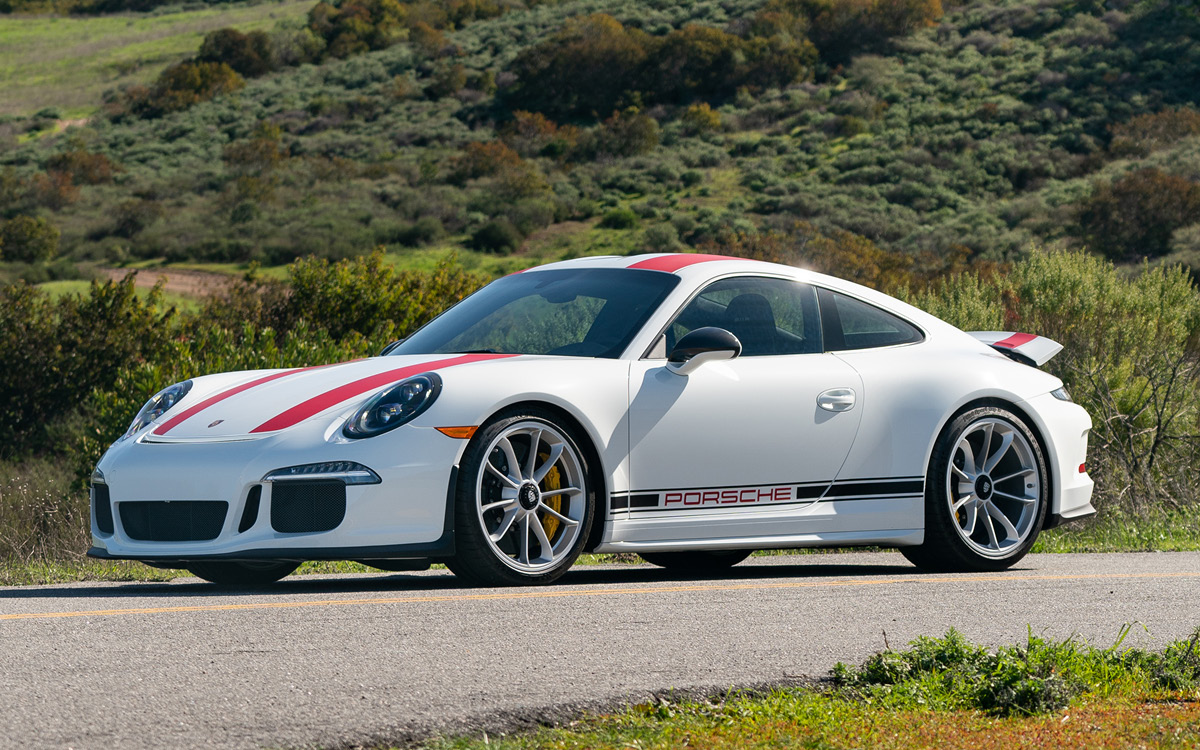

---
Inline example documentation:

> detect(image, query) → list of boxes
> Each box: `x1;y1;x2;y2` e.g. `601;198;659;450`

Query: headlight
1051;386;1072;402
122;380;192;440
343;373;442;439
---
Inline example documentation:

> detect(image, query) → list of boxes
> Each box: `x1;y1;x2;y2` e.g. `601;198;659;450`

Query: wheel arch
926;396;1056;514
473;399;610;553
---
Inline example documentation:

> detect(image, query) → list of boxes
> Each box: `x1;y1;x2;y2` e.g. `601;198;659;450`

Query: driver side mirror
667;327;742;376
378;339;404;356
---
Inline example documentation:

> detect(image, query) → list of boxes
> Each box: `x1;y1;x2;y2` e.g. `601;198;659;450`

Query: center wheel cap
518;482;540;511
974;475;994;500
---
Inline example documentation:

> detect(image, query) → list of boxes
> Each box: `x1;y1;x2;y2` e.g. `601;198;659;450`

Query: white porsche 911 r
89;253;1095;585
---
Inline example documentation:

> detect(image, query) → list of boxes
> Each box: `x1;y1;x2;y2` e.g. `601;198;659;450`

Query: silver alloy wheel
946;417;1042;558
474;420;587;574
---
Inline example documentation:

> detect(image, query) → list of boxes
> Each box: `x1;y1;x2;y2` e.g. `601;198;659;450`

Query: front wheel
901;406;1048;572
448;408;595;586
187;560;299;585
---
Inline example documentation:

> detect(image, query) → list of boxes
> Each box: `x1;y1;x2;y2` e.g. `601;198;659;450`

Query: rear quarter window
818;288;924;351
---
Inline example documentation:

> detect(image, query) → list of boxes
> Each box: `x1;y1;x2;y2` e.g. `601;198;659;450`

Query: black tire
902;405;1048;572
638;550;752;573
449;407;596;586
187;560;299;585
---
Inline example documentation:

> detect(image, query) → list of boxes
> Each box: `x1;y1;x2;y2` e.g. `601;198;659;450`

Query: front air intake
270;480;346;533
119;501;228;542
92;484;114;535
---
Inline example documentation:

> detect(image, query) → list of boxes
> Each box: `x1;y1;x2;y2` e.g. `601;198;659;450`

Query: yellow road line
2;571;1198;622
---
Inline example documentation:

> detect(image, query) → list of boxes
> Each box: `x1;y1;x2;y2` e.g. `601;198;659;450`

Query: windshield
389;268;680;358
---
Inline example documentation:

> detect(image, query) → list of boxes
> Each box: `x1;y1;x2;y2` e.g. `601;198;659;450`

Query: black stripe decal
826;480;924;498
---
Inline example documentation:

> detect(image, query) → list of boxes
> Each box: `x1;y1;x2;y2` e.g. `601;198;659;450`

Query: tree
0;215;59;263
1078;169;1200;261
197;28;275;78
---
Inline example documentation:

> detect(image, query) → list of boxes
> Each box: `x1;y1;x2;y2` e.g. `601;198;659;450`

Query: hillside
0;0;1197;287
0;0;313;118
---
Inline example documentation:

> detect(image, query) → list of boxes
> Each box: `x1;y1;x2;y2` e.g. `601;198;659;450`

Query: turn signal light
436;426;478;439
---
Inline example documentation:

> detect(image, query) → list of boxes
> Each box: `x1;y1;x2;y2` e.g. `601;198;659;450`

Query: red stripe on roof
153;365;328;436
627;254;743;273
991;332;1038;350
250;353;516;434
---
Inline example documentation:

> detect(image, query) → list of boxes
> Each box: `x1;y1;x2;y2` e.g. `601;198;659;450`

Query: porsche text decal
611;477;924;512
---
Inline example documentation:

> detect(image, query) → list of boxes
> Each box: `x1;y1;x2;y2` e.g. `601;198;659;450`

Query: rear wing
968;331;1063;367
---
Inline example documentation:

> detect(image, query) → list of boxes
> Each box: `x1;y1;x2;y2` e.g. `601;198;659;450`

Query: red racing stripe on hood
991;332;1038;349
627;254;744;273
250;353;516;434
153;365;330;436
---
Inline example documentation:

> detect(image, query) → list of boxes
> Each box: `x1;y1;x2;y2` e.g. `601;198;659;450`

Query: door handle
817;388;856;412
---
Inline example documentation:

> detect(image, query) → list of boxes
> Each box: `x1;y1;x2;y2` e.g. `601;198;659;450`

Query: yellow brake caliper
539;451;562;541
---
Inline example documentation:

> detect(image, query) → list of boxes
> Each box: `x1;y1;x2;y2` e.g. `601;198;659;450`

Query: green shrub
599;207;639;230
0;215;59;263
468;219;523;254
197;28;275;78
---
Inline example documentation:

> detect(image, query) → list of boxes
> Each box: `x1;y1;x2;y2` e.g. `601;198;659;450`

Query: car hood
143;353;518;441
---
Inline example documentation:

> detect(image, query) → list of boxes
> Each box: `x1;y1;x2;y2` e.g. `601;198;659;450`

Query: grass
1033;505;1200;553
0;0;313;117
37;278;202;311
414;629;1200;750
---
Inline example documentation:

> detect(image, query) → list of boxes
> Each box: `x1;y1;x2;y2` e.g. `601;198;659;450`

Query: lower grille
271;481;346;533
92;484;114;535
119;501;228;542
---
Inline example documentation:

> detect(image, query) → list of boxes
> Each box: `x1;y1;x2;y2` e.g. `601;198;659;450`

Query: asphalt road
2;552;1198;749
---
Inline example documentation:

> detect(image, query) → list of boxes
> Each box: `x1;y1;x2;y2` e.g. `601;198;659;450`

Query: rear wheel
187;560;299;585
448;408;595;586
638;550;751;573
902;406;1047;572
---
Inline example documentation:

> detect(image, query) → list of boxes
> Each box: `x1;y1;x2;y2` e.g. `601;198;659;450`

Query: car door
619;276;864;544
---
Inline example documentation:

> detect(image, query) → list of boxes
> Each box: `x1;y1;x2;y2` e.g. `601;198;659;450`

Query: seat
723;293;779;356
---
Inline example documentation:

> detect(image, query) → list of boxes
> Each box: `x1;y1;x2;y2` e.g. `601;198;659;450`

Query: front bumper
88;419;464;562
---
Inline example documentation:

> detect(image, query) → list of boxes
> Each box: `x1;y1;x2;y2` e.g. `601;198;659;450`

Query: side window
818;289;923;351
659;277;821;357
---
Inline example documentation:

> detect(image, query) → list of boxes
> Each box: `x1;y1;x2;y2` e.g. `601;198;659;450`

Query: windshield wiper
447;348;498;354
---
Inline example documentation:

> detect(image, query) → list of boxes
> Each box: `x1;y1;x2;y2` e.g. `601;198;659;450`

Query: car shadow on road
0;557;962;601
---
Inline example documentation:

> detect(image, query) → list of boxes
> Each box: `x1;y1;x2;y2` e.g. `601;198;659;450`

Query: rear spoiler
968;331;1063;367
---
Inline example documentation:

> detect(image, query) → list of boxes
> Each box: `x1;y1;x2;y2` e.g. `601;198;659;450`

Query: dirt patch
100;267;235;299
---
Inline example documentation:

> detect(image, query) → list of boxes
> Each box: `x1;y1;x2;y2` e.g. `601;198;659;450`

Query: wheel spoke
984;431;1014;474
481;498;517;515
992;467;1033;484
987;503;1020;542
952;494;973;513
957;439;979;475
485;461;520;489
532;443;564;483
547;486;582;498
994;490;1036;505
489;509;518;543
539;502;580;526
951;464;973;481
961;503;978;536
983;512;999;549
518;514;531;564
530;515;555;563
982;422;995;467
523;428;542;479
498;437;524;482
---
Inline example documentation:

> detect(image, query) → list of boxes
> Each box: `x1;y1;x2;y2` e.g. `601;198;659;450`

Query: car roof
529;253;962;341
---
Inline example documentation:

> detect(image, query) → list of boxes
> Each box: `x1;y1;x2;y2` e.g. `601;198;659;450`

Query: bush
468;219;523;254
126;60;245;118
1078;169;1200;261
599;207;639;230
0;215;59;263
197;28;275;78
